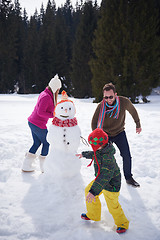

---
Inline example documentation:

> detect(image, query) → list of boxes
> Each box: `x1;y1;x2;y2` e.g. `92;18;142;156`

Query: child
76;128;129;234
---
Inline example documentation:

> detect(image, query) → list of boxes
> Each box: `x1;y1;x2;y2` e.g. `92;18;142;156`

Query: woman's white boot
22;152;36;172
39;155;46;173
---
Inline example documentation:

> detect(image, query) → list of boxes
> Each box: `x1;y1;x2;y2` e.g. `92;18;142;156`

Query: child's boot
81;213;90;220
39;155;46;173
22;152;36;172
116;227;127;234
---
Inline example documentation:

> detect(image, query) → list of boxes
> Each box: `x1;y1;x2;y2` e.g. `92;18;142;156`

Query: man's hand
136;128;142;134
86;192;96;203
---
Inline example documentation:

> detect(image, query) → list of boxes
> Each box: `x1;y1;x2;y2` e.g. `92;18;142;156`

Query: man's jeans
109;131;132;180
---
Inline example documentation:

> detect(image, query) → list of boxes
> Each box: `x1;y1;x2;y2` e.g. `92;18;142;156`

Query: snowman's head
54;91;76;120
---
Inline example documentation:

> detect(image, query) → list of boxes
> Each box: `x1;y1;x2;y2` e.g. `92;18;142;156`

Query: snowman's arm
82;151;94;159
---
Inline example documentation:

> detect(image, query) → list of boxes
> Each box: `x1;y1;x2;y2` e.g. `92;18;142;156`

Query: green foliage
90;0;160;102
0;0;79;94
0;0;17;92
0;0;159;102
71;1;98;98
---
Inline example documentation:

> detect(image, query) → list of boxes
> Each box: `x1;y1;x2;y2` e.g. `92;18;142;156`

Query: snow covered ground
0;93;160;240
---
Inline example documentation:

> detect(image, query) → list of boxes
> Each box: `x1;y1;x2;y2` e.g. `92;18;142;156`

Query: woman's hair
47;86;59;105
54;89;59;105
103;83;116;93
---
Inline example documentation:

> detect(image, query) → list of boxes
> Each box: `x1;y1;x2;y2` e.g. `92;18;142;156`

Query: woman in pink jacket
22;74;62;173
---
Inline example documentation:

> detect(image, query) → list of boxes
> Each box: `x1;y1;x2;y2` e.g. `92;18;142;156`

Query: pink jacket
28;88;55;129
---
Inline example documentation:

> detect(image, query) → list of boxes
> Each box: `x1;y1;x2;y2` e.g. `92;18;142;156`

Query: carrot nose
65;109;67;113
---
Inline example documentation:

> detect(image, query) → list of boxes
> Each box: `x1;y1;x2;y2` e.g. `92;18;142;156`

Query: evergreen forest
0;0;160;103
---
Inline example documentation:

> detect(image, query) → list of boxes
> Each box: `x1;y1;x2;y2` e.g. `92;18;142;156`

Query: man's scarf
52;116;78;127
97;96;120;128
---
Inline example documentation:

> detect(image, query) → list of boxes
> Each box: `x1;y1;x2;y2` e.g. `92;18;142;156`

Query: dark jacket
82;142;121;195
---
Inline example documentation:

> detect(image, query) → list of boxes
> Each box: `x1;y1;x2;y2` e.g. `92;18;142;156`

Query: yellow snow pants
85;180;129;229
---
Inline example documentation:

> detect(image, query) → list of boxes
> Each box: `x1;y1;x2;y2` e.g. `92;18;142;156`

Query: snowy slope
0;93;160;240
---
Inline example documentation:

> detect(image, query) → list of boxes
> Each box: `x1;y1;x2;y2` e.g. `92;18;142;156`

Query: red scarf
52;116;78;127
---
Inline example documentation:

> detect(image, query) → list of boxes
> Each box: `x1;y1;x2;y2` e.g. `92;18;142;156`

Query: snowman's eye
61;107;63;109
69;108;71;110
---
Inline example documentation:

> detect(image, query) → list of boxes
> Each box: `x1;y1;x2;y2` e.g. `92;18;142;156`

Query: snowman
44;90;81;180
40;91;84;225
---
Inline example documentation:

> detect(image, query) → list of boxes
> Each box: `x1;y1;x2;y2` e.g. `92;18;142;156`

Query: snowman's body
48;117;81;154
45;98;81;179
